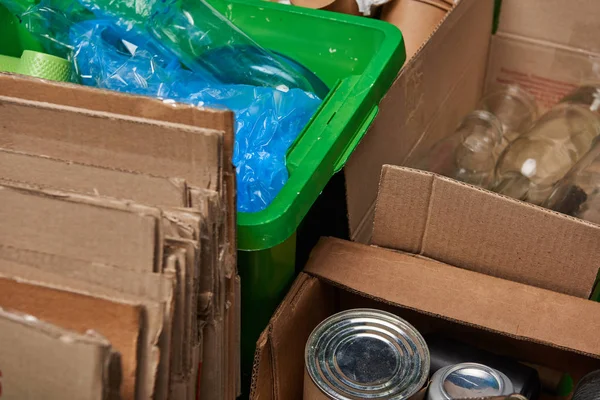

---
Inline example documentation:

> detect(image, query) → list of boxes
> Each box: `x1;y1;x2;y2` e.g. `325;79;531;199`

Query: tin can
304;309;430;399
427;363;515;400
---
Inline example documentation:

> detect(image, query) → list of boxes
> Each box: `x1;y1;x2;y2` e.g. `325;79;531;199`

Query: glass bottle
493;85;600;205
543;136;600;225
479;84;539;154
413;110;503;188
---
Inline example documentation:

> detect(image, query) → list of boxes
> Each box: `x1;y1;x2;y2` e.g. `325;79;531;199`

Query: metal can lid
305;309;430;400
429;362;514;400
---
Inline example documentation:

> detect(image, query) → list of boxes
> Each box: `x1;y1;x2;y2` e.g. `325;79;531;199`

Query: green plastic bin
208;0;406;385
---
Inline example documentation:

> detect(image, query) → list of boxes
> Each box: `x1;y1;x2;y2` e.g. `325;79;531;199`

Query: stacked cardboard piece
0;74;240;400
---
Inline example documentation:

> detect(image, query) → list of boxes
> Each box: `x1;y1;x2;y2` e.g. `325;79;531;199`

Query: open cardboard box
250;164;600;399
346;0;600;243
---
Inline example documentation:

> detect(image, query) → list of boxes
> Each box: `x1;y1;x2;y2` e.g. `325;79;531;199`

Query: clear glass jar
413;110;503;188
494;85;600;205
479;84;539;146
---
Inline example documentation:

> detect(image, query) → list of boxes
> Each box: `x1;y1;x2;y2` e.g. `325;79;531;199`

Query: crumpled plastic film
69;20;322;212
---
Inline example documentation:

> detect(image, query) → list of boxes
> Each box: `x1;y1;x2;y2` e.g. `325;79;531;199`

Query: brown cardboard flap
0;308;119;400
497;0;600;54
305;237;600;359
0;149;189;207
345;0;493;241
0;95;222;191
372;165;600;298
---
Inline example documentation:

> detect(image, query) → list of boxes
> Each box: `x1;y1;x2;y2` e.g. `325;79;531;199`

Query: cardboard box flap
305;237;600;359
497;0;600;54
0;95;223;191
372;165;600;298
0;307;120;400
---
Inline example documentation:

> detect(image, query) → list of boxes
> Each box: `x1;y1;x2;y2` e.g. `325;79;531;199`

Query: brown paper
382;0;452;59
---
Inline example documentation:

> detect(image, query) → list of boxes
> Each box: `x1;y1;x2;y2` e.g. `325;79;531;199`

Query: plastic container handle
334;104;378;172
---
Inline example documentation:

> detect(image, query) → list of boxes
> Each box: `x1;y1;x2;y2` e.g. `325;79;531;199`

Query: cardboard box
0;307;121;400
250;237;600;399
252;162;600;398
345;0;600;243
373;166;600;298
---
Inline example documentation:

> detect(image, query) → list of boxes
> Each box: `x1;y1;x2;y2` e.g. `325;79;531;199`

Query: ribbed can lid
305;309;430;400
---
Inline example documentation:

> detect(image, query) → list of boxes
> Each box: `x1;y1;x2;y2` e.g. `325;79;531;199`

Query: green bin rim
233;1;405;251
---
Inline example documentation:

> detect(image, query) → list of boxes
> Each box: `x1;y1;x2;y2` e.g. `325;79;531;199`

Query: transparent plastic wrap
76;0;328;97
69;20;322;212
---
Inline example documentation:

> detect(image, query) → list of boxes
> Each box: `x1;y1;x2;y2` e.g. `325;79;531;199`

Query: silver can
427;363;515;400
304;309;430;400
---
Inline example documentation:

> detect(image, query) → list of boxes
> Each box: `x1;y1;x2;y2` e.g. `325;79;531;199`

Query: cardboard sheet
0;256;174;400
0;181;161;273
0;149;189;207
0;96;223;193
0;307;120;400
0;76;237;258
0;277;143;400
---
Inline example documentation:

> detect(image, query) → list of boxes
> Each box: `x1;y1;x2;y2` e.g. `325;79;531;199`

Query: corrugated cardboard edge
372;165;600;298
305;237;600;359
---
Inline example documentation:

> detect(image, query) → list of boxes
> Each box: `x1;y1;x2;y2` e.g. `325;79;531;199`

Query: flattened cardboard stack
0;74;240;400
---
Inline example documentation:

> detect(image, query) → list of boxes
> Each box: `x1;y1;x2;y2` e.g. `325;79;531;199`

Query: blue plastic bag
69;20;322;212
